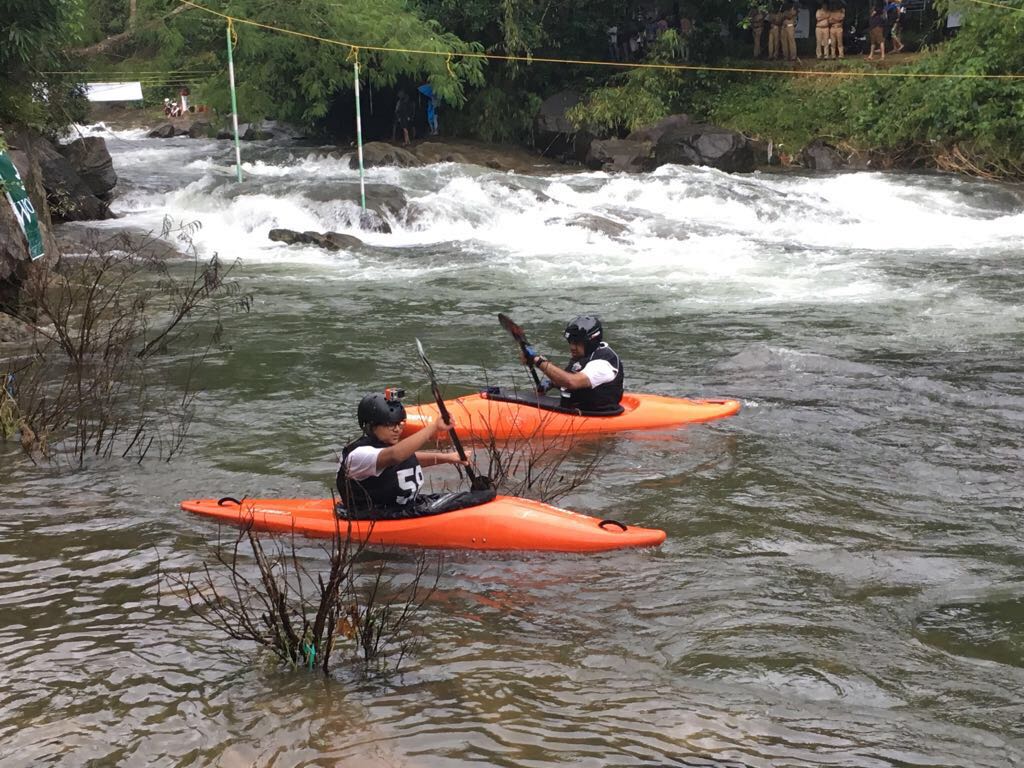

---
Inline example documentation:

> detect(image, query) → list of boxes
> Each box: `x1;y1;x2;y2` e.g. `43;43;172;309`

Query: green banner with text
0;149;45;261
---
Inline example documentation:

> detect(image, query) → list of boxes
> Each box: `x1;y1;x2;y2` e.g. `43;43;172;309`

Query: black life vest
336;434;423;515
560;342;624;413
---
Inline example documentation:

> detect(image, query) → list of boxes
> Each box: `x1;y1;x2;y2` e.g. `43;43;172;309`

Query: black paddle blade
414;338;494;491
498;313;544;391
498;313;529;345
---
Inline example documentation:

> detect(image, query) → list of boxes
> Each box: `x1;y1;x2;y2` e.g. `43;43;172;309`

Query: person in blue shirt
417;84;439;136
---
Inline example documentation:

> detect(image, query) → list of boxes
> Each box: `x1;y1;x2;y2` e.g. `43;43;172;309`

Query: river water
1;126;1022;767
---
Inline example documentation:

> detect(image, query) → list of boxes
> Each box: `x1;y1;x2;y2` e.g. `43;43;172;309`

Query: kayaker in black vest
523;315;625;415
336;389;493;520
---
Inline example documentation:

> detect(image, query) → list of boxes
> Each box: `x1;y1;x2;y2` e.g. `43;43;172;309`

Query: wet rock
534;90;593;162
412;142;468;165
188;121;215;139
24;131;113;221
268;229;363;250
351;142;421;169
586;138;655;173
147;123;175;139
0;311;35;344
59;137;117;199
563;214;628;238
627;114;691;144
653;124;755;173
56;226;183;260
799;139;846;171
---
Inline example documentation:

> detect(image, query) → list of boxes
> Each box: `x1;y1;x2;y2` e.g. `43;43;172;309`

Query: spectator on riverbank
767;6;783;59
748;6;767;58
781;1;799;61
866;2;886;60
392;90;415;146
815;2;831;58
679;15;694;61
885;0;906;52
417;84;438;136
828;1;846;59
606;24;620;60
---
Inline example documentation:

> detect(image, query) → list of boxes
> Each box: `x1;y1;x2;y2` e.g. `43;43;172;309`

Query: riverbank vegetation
3;1;1023;175
0;222;247;466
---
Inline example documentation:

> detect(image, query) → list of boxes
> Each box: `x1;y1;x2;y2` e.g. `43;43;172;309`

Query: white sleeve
581;358;617;388
343;446;384;481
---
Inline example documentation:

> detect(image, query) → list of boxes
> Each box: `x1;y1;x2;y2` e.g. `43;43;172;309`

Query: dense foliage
4;0;1024;176
0;0;88;134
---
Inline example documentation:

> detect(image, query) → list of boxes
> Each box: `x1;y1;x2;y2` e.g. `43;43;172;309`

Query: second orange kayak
402;389;741;441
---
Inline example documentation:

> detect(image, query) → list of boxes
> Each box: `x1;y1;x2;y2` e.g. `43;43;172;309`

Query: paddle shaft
498;313;544;391
416;339;490;491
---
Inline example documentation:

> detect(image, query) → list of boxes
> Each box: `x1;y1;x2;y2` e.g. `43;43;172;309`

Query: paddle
497;312;544;393
414;338;492;491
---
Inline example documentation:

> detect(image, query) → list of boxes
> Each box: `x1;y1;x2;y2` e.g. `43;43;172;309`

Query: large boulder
412;142;468;165
585;138;655;173
627;114;691;144
59;137;117;199
148;123;175;138
799;139;846;171
351;142;421;169
32;135;114;221
534;90;593;162
268;229;363;251
653;124;755;173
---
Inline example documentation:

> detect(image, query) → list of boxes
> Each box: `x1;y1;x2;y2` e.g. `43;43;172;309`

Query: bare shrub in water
0;219;249;466
166;500;440;675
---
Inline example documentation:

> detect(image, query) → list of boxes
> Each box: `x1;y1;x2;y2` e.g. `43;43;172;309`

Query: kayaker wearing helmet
523;315;625;414
336;388;479;519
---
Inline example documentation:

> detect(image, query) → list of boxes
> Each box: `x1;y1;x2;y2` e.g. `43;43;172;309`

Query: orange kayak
180;496;666;552
402;389;741;441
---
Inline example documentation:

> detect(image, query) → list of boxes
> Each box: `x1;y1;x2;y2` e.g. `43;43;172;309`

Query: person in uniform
767;6;784;60
749;6;767;58
523;315;625;414
781;1;799;62
336;390;491;520
828;1;846;59
815;2;831;58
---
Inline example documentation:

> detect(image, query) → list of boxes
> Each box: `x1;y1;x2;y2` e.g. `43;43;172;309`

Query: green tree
0;0;89;132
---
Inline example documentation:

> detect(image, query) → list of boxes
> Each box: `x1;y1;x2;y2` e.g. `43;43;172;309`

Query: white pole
353;57;366;210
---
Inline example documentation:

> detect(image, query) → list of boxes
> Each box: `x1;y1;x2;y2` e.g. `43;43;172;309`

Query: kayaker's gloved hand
520;345;539;366
536;378;552;394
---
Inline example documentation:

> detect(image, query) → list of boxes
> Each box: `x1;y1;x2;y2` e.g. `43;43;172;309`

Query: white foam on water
92;131;1024;308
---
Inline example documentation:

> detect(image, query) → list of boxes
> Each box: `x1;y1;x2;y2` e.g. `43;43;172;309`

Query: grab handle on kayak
598;519;628;532
217;496;242;506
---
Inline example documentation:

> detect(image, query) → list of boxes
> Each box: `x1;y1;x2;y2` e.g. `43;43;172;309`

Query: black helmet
357;391;406;433
564;315;603;352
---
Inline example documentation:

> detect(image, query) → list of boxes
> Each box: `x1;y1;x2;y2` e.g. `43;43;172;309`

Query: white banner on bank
85;82;144;102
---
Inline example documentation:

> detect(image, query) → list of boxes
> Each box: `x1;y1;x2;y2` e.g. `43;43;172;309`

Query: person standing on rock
392;90;415;146
417;84;439;137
